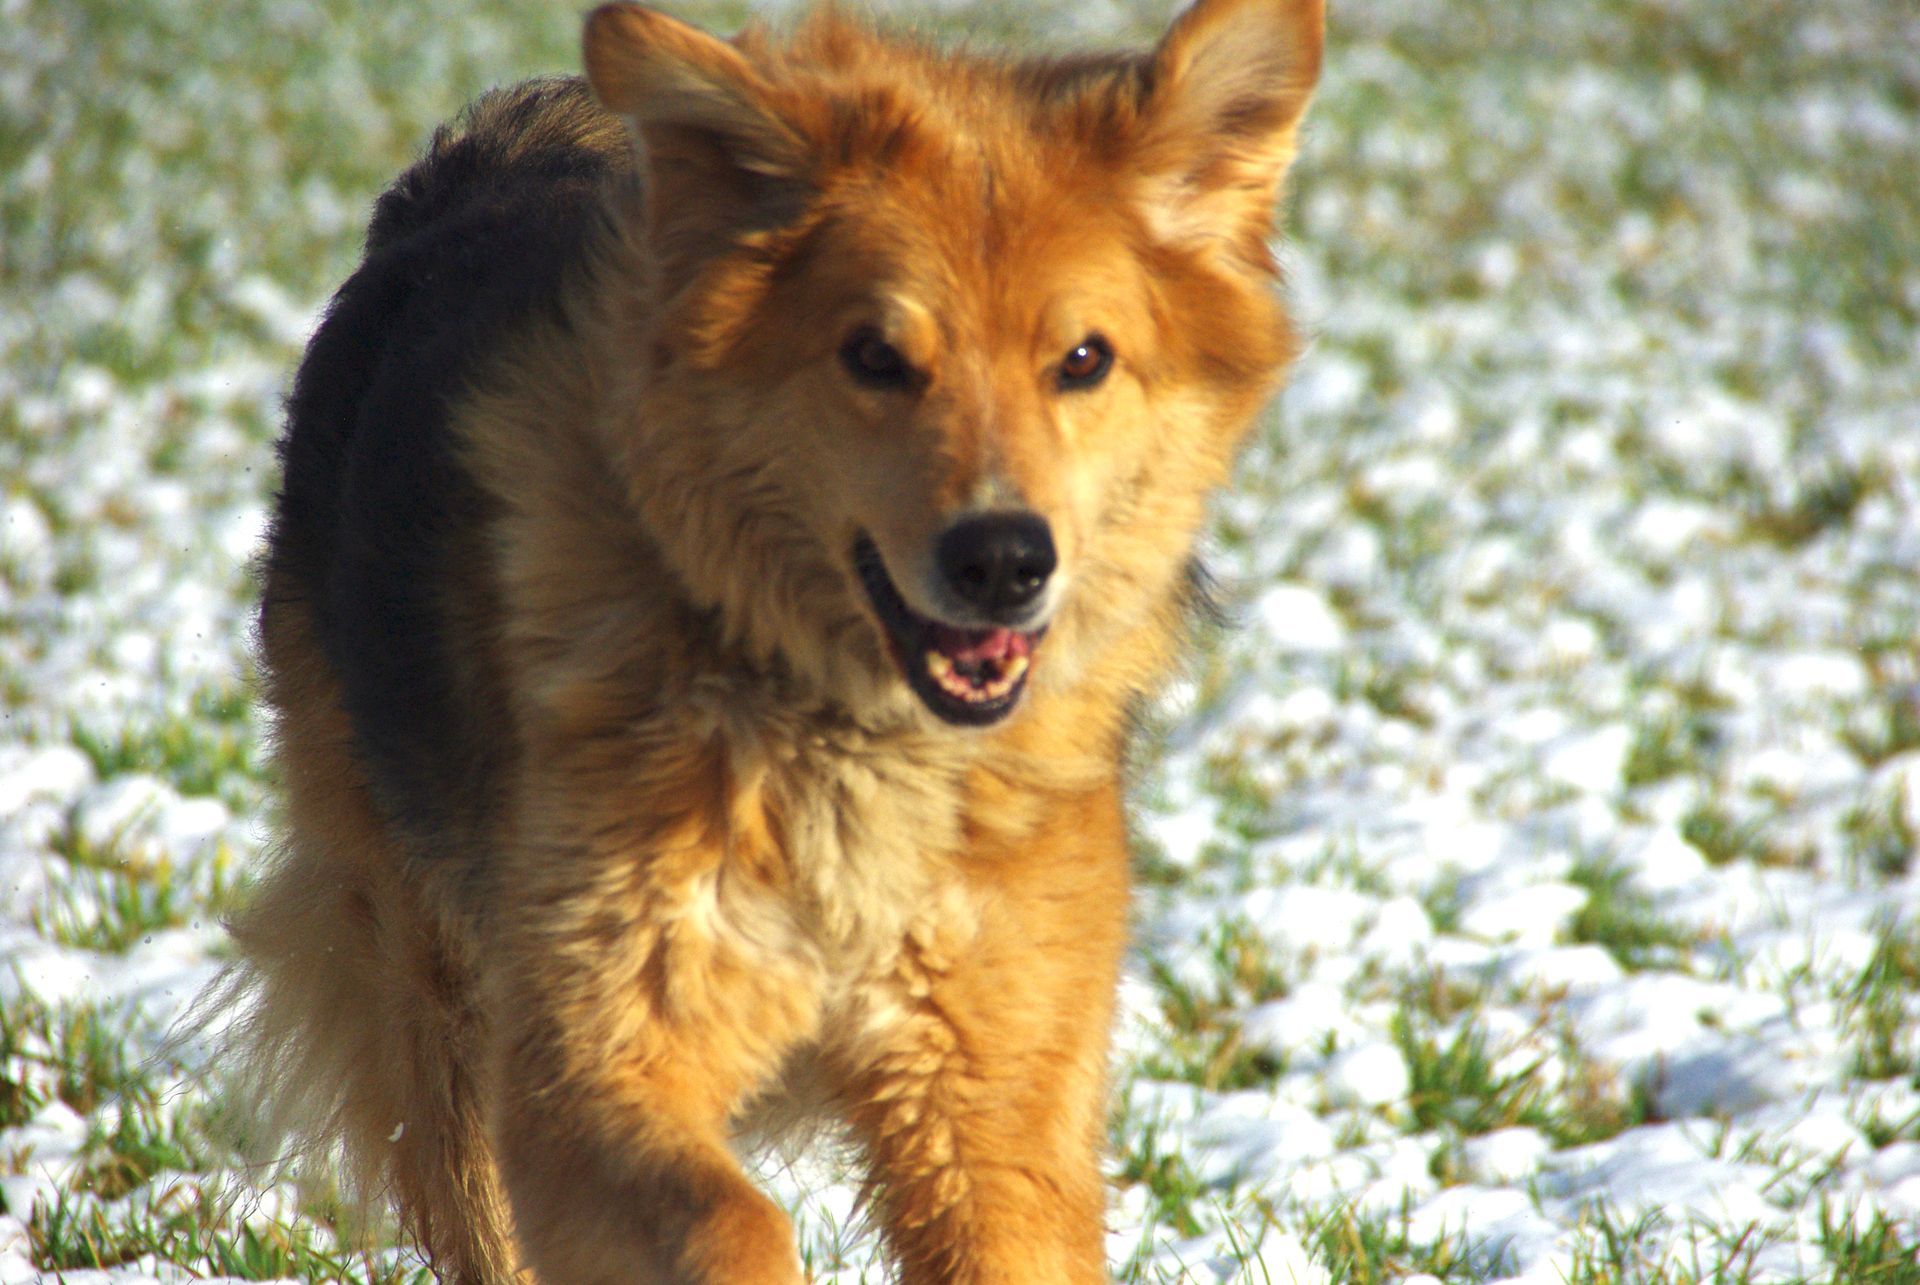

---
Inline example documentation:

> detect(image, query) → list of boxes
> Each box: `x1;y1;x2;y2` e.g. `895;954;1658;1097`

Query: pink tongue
930;625;1028;665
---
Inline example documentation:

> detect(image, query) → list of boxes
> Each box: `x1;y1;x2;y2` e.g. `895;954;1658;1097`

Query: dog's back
267;78;628;844
237;81;635;1279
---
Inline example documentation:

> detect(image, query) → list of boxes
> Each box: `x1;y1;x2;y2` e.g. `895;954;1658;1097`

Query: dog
229;1;1321;1280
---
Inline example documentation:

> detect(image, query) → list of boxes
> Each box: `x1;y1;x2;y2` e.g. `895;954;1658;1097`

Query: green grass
0;996;146;1122
1391;1003;1658;1154
26;1183;435;1283
35;865;194;953
1841;793;1918;880
35;803;245;954
1841;918;1920;1083
1;1005;433;1283
1843;666;1920;768
69;687;263;810
1738;461;1882;550
1555;1201;1910;1285
77;1093;201;1202
1816;1201;1920;1284
1115;1117;1213;1241
1145;918;1296;1035
0;999;50;1130
1559;1206;1682;1284
1393;1009;1555;1141
1565;861;1699;971
1552;1055;1662;1152
1132;916;1303;1092
1300;1199;1469;1284
1621;709;1721;790
1679;804;1796;869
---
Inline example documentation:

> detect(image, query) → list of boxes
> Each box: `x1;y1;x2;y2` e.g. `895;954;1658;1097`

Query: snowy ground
3;0;1919;1280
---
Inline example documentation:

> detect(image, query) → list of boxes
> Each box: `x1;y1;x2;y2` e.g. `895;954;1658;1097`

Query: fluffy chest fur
693;693;986;981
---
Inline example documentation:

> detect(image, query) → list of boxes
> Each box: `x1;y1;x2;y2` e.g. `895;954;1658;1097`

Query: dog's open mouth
852;535;1041;726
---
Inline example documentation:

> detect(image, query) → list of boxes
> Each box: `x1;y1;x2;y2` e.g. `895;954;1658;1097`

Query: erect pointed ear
1130;0;1323;263
583;5;812;268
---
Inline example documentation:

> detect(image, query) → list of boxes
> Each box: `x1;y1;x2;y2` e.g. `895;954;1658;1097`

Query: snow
1253;583;1349;655
1457;1128;1552;1187
1320;1042;1411;1111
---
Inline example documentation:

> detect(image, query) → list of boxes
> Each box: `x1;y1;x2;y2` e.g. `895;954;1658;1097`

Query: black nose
936;512;1057;619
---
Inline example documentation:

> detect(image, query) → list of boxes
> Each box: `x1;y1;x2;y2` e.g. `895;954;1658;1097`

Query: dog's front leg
486;794;822;1285
839;781;1131;1285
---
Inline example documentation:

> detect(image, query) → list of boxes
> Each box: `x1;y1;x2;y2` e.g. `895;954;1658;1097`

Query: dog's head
586;0;1321;731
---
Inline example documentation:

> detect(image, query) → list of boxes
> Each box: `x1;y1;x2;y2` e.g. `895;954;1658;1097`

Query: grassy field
3;0;1919;1281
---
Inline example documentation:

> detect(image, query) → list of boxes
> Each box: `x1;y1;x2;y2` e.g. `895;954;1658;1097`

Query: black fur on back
265;77;633;847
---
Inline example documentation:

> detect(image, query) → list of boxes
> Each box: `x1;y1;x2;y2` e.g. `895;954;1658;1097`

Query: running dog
232;1;1322;1280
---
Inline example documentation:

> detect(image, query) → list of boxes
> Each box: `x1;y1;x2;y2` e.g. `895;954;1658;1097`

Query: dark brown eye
840;326;917;390
1057;334;1113;390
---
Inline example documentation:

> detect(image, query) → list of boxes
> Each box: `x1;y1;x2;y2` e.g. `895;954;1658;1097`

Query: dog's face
587;0;1321;729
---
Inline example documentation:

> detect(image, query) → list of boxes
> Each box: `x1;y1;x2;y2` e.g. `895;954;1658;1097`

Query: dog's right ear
584;5;811;264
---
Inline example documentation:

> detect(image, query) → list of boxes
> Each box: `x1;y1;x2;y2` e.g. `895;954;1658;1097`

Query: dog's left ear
1130;0;1323;264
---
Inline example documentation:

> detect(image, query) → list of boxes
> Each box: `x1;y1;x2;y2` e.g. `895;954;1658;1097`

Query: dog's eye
840;327;917;390
1057;334;1113;391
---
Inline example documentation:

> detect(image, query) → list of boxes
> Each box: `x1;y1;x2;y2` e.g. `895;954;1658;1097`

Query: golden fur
229;2;1322;1281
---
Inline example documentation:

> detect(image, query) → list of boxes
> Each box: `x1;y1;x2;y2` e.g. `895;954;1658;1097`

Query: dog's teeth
925;647;1030;704
927;650;974;699
978;655;1028;699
